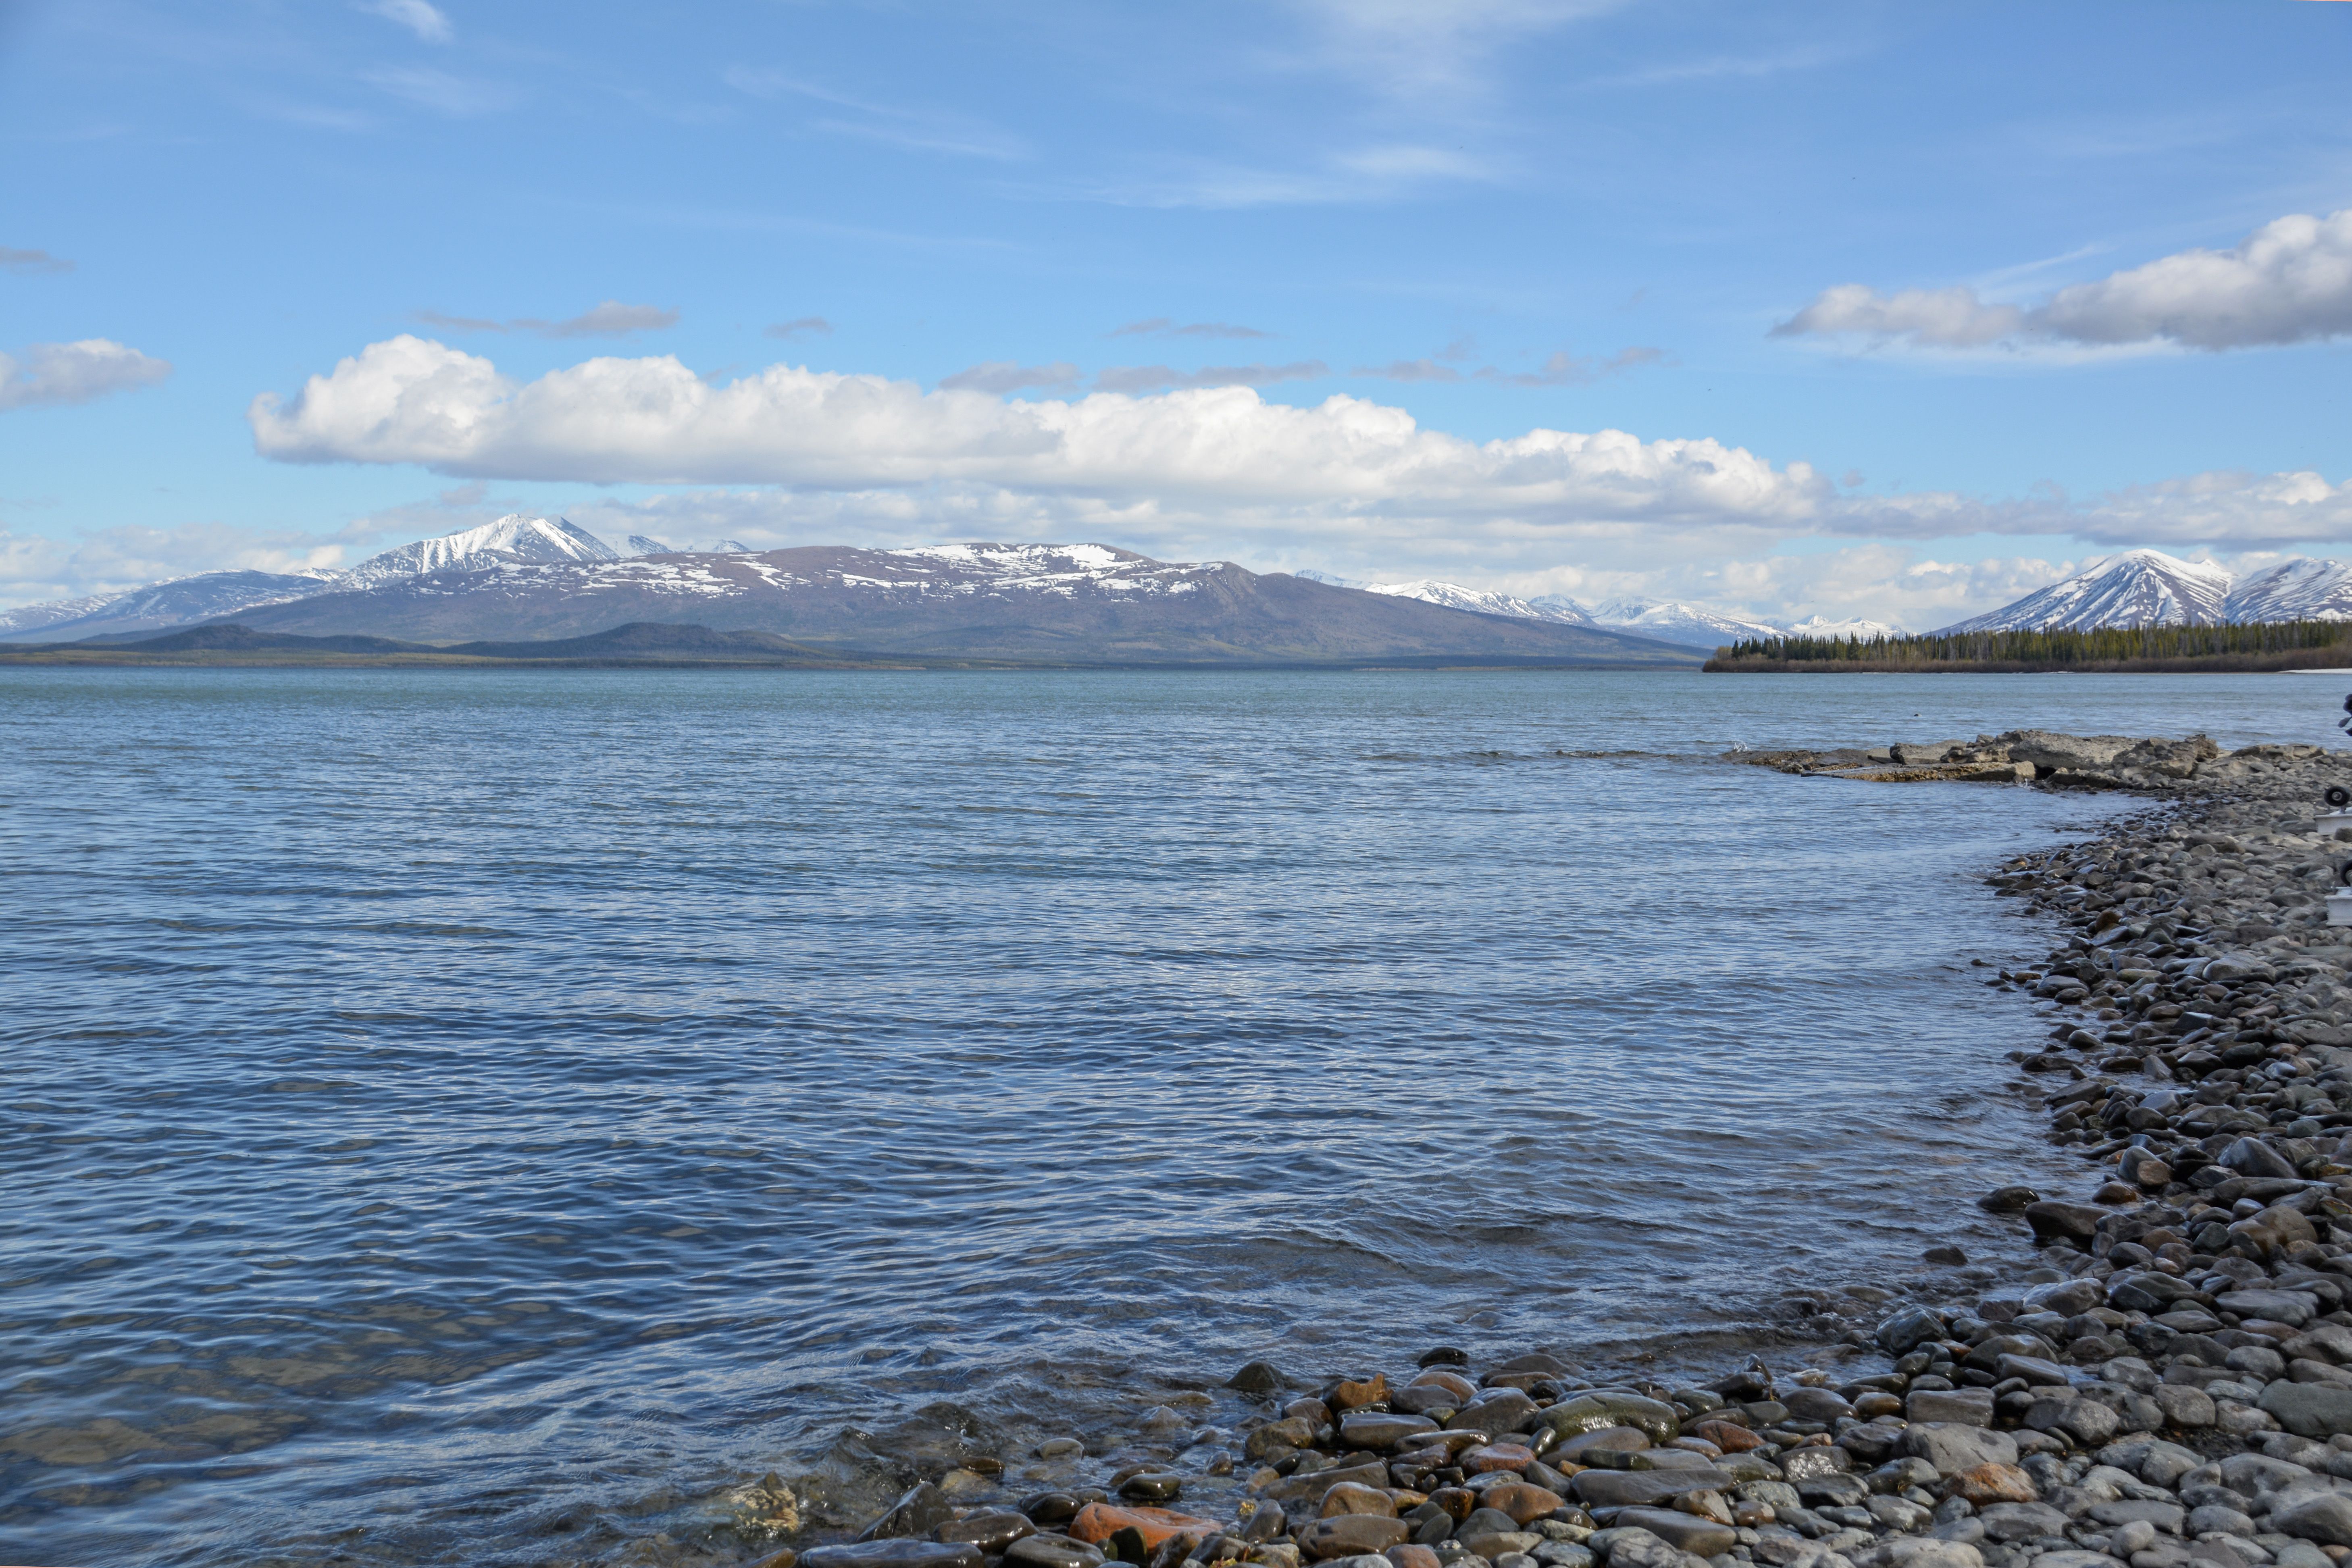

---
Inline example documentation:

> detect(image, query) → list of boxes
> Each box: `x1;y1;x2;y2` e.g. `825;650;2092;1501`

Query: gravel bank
740;732;2352;1568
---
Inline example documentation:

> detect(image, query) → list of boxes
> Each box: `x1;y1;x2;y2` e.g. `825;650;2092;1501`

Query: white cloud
722;70;1026;161
1291;0;1623;97
358;0;452;44
0;339;172;412
247;336;1830;541
1778;207;2352;353
1772;284;2023;349
0;521;350;608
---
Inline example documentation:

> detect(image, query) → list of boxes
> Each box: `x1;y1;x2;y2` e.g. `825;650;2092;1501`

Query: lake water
2;668;2342;1567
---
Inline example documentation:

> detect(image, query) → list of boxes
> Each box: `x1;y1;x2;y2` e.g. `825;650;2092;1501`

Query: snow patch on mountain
339;514;618;588
2228;557;2352;622
1785;614;1905;640
1936;549;2234;633
1591;598;1785;647
1361;580;1593;624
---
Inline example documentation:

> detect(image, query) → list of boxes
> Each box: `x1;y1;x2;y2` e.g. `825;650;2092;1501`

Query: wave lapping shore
741;734;2352;1568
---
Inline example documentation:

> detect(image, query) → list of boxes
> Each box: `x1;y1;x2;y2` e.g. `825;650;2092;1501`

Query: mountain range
1300;572;1898;647
1932;550;2352;633
0;522;1698;666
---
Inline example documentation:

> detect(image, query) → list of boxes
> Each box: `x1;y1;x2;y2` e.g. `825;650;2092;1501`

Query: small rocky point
752;735;2352;1568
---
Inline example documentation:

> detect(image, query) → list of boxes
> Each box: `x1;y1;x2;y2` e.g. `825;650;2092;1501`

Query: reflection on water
1;669;2326;1565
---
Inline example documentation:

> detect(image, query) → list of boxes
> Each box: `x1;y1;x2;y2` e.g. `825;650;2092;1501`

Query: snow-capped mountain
1936;550;2232;633
1362;580;1595;625
0;569;343;643
338;514;618;589
1786;614;1904;640
1528;594;1597;624
1590;597;1785;647
624;534;676;556
192;541;1701;664
2228;558;2352;623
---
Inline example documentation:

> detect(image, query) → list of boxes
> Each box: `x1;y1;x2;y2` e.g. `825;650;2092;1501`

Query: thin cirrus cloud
364;67;515;118
1;339;172;413
1095;361;1329;393
722;69;1026;161
240;338;2352;559
1110;318;1273;341
1776;206;2352;352
415;301;680;339
938;361;1082;394
1353;347;1663;385
356;0;452;44
764;317;833;339
2;247;74;276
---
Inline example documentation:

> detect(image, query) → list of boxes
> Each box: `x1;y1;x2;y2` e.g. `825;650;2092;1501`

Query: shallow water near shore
1;668;2340;1566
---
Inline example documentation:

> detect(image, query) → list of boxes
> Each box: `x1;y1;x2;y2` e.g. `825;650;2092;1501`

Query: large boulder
2262;1383;2352;1439
1999;731;2138;770
2273;1494;2352;1547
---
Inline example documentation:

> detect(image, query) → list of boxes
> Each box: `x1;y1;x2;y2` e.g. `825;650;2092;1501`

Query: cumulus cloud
765;316;833;339
358;0;452;43
1778;207;2352;352
416;301;679;339
1;247;73;276
1110;318;1273;340
939;360;1082;393
0;340;172;412
1095;361;1328;393
246;337;1830;546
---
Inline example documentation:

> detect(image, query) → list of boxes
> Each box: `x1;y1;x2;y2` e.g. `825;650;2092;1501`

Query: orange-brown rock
1320;1483;1399;1519
1068;1504;1225;1549
1674;1490;1733;1525
1478;1483;1565;1525
1947;1463;2039;1505
1408;1369;1478;1402
1285;1397;1336;1427
1427;1487;1474;1522
1329;1375;1390;1414
1695;1424;1758;1453
1461;1442;1535;1474
1386;1548;1442;1568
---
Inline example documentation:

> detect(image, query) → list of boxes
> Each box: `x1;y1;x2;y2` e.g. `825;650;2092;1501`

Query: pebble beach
761;729;2352;1568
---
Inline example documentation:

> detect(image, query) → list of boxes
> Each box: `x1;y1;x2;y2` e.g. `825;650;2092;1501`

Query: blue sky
3;0;2350;626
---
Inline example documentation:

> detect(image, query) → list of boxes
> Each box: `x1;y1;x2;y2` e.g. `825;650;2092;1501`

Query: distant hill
209;543;1701;666
0;621;914;668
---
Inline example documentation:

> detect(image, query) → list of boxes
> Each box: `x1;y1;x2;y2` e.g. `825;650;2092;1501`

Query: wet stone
1343;1413;1441;1449
862;1483;955;1542
806;1546;986;1568
1005;1537;1106;1568
1322;1484;1400;1519
1119;1473;1184;1504
1300;1516;1413;1561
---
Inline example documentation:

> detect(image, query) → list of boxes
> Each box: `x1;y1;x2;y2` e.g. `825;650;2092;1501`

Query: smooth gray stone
1908;1388;1996;1427
1004;1537;1105;1568
1340;1412;1440;1449
2088;1500;2183;1532
1904;1424;2018;1476
2271;1492;2352;1547
1975;1501;2074;1542
1608;1509;1735;1556
2218;1290;2321;1328
1570;1466;1734;1508
2262;1382;2352;1439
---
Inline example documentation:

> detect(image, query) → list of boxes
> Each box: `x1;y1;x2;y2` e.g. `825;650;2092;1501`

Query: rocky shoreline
740;733;2352;1568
